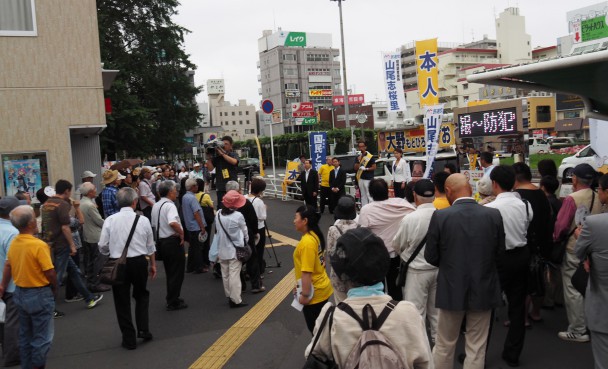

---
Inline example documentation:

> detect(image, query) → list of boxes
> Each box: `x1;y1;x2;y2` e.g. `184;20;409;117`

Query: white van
528;137;550;154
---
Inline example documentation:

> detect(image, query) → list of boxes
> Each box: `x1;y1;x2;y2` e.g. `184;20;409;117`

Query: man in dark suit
329;157;346;213
425;173;505;369
297;159;319;212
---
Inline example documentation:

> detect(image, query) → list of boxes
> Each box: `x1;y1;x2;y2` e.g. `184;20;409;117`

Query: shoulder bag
302;305;337;369
550;192;595;265
523;199;546;297
152;201;168;243
100;215;140;285
218;213;252;263
571;260;589;297
395;235;427;288
199;193;215;226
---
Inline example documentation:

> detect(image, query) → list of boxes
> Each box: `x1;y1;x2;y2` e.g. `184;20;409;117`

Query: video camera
204;138;225;155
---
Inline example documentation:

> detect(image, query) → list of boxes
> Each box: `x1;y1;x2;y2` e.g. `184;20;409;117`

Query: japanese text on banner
415;38;439;107
423;104;445;179
308;132;327;171
382;52;407;112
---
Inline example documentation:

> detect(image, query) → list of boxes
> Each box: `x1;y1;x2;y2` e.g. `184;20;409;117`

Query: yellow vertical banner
415;38;439;107
254;136;265;177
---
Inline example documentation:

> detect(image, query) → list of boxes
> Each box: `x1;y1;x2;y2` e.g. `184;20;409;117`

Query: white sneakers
558;331;590;342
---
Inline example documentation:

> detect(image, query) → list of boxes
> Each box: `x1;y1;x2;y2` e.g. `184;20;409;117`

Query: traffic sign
262;100;274;114
357;114;368;124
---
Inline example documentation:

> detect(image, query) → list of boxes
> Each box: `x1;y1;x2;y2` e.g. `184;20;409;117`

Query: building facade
0;0;107;197
258;29;342;134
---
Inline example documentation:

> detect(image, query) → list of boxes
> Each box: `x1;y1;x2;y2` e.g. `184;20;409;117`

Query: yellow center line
189;231;300;369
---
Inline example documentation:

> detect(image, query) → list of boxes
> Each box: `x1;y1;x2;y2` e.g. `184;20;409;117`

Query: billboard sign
556;94;585;111
458;107;518;138
377;124;455;154
581;15;608;42
207;79;225;94
283;31;307;47
302;117;317;125
309;89;332;97
285;89;300;98
332;94;365;106
291;102;314;112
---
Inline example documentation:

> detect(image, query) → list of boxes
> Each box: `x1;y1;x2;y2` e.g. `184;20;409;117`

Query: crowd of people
0;136;606;369
296;143;606;369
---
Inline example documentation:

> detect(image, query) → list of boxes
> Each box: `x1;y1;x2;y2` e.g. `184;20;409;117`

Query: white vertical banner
423;104;445;179
382;52;407;112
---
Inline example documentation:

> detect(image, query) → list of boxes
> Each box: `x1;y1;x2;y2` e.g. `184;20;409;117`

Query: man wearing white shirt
393;179;439;341
485;165;533;367
151;181;187;311
480;152;495;178
99;187;156;350
138;168;156;220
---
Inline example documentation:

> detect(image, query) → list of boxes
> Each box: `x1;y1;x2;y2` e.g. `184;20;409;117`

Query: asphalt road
43;195;594;369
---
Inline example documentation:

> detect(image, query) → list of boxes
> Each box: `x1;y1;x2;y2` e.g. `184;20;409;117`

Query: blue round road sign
262;99;274;114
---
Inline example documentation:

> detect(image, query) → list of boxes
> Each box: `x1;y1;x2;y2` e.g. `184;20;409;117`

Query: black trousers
319;186;331;213
142;206;152;221
112;255;150;345
385;256;403;301
303;194;318;212
157;236;185;307
82;241;105;289
393;182;406;199
303;299;329;334
329;190;345;213
216;191;226;210
499;246;530;363
246;228;266;290
186;230;204;272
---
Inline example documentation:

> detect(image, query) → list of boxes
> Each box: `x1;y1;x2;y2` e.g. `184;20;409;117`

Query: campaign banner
423;104;445;179
308;132;327;171
377;123;455;154
382;52;407;112
415;38;439;107
3;159;42;197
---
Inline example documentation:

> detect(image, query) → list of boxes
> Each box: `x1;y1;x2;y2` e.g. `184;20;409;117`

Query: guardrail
256;175;357;202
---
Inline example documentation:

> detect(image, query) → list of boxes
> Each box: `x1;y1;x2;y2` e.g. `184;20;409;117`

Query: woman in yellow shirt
293;205;333;333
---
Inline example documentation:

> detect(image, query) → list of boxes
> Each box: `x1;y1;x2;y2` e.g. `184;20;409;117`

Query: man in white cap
101;170;125;218
81;171;97;183
190;163;204;181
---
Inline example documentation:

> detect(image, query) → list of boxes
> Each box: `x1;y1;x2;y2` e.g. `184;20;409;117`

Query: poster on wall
3;159;42;197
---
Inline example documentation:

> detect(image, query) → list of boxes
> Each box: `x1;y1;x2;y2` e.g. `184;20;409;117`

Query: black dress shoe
166;301;188;311
121;341;137;350
228;300;248;308
137;331;153;341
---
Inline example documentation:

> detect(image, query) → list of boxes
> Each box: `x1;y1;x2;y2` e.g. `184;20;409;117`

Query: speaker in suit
298;162;319;212
424;173;505;369
329;163;346;213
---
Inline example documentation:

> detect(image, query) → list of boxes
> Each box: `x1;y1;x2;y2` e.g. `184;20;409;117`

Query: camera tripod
264;220;281;268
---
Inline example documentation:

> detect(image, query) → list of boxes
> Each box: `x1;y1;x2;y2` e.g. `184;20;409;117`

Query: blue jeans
13;286;55;368
53;246;93;302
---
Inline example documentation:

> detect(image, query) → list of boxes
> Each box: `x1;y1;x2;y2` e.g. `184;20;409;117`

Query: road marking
189;231;299;369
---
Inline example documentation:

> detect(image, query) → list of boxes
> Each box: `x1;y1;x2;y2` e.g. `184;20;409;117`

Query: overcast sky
174;0;601;106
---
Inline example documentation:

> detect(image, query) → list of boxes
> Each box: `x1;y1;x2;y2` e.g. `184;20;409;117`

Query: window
285;83;298;89
219;112;222;116
283;54;296;61
1;151;49;199
245;129;255;134
246;120;250;124
536;106;551;122
232;121;236;125
239;111;242;116
0;0;37;36
306;53;330;62
246;111;249;115
564;111;580;118
231;112;235;116
239;121;243;125
463;83;469;90
284;68;297;76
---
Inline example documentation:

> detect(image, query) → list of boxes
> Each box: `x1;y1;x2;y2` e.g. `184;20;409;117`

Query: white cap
81;170;97;179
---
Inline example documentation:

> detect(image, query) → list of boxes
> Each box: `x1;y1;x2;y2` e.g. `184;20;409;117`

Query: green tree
98;0;201;160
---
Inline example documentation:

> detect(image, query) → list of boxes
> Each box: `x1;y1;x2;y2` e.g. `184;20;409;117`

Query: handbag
395;235;427;288
302;306;337;369
550;192;595;265
100;215;140;285
527;254;547;297
209;229;219;263
218;213;252;263
571;261;589;297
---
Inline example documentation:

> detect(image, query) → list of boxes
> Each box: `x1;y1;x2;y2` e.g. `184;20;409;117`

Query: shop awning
555;118;583;132
467;49;608;120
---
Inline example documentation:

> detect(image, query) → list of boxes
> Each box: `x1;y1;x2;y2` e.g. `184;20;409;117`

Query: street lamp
330;0;355;151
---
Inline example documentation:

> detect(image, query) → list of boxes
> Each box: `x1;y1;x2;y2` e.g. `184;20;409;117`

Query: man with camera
206;136;239;207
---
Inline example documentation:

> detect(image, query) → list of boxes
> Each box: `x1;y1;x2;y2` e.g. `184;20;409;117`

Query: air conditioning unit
404;118;415;126
396;111;404;118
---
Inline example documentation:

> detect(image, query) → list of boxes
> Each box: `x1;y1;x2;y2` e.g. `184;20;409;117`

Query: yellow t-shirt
7;234;54;287
433;197;450;210
293;232;333;304
318;164;334;188
195;192;214;208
